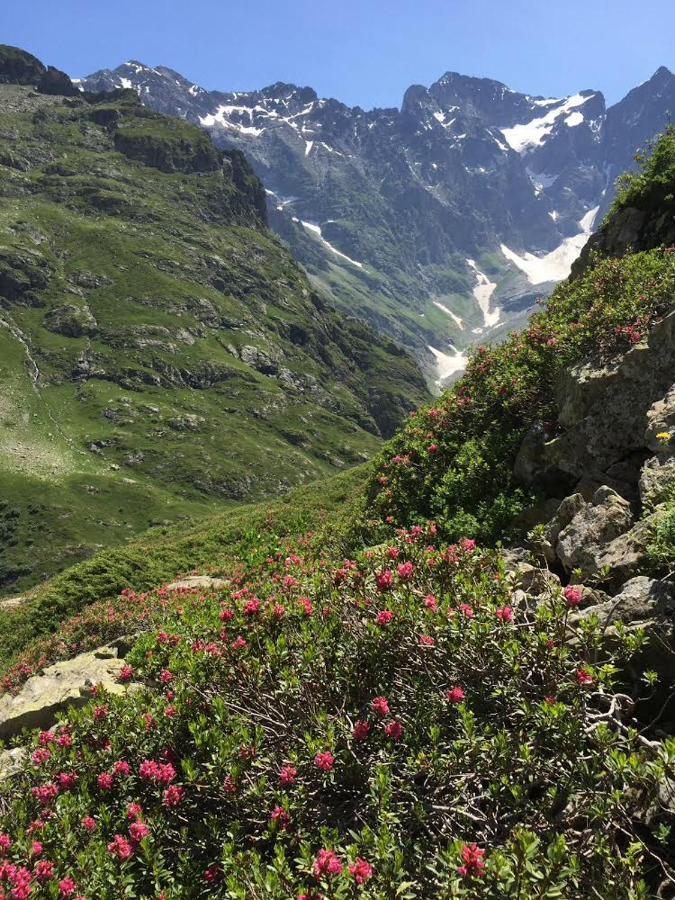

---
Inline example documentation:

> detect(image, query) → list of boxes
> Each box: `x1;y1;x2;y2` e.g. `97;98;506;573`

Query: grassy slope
0;84;428;595
0;465;366;672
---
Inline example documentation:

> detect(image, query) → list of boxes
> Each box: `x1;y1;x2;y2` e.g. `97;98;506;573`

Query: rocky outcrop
0;643;134;740
516;312;675;497
0;45;46;85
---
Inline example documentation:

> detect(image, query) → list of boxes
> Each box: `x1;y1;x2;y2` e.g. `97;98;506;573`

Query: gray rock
166;575;227;591
557;487;633;576
639;454;675;507
645;384;675;453
0;747;28;782
0;645;132;740
574;576;675;626
518;312;675;491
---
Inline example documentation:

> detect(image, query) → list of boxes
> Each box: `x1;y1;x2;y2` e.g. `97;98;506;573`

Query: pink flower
376;570;393;592
118;664;134;683
279;765;298;787
349;857;374;885
108;834;134;861
31;841;43;857
371;696;390;717
458;603;474;619
160;669;173;685
204;865;222;884
376;610;394;626
496;606;513;622
219;608;234;622
576;668;593;685
299;597;314;616
270;806;290;829
81;816;97;833
272;603;286;619
93;705;109;721
314;751;335;772
427;443;439;454
231;635;247;651
419;635;435;646
223;775;238;795
58;876;78;896
423;594;439;612
114;760;131;778
313;849;343;877
129;822;151;843
163;785;185;807
97;772;114;791
385;720;404;740
458;843;486;878
58;772;78;791
127;803;143;821
244;597;261;616
461;538;477;553
35;860;55;882
353;720;370;741
564;585;583;607
446;686;465;704
397;561;415;580
31;748;51;766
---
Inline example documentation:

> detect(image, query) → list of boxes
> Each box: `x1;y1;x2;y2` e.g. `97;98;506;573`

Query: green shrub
0;529;667;897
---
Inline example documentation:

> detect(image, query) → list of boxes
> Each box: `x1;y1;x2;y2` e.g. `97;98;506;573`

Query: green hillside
0;69;428;596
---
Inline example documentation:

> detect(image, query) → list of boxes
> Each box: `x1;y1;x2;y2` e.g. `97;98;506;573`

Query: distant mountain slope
81;62;675;380
0;46;428;594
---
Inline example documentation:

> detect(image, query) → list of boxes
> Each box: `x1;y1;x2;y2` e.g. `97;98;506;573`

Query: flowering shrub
365;245;675;543
0;527;670;897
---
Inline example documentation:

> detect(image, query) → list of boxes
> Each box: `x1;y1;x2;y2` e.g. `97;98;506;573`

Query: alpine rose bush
0;527;670;897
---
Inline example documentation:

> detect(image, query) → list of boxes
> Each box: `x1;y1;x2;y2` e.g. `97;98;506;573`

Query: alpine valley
81;61;675;379
0;45;427;595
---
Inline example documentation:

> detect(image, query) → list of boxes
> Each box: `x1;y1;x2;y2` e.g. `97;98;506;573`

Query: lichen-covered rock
0;645;131;740
557;487;634;576
0;747;27;782
639;454;675;507
166;575;227;591
517;312;675;493
573;576;675;626
645;384;675;453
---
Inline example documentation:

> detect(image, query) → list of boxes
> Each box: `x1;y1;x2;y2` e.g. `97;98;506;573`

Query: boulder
0;747;27;782
639;454;675;507
573;576;675;626
557;487;633;577
166;575;227;591
0;645;131;740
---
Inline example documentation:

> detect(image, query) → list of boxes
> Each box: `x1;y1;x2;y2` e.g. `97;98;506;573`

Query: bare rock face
517;312;675;496
0;645;132;740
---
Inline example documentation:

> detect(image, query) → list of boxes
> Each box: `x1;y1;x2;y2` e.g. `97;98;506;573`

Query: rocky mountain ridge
81;61;675;379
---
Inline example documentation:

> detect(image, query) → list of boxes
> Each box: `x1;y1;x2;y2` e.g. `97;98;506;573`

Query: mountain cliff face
81;62;675;378
0;49;428;594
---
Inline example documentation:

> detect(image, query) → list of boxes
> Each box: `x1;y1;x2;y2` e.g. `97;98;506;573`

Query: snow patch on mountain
466;260;500;327
293;219;364;269
432;302;464;329
500;206;600;284
501;93;595;153
427;344;467;385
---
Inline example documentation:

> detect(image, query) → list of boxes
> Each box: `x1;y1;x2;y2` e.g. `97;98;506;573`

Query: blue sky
5;0;674;107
